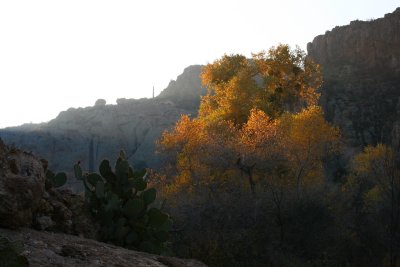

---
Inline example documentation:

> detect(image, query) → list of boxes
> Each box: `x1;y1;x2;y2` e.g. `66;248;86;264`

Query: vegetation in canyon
1;8;399;266
157;45;400;267
74;152;173;255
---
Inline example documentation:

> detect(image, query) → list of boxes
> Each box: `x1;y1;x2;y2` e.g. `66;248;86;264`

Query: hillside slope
0;65;205;187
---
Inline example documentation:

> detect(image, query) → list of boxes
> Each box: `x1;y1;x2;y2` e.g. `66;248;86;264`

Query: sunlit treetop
199;44;322;125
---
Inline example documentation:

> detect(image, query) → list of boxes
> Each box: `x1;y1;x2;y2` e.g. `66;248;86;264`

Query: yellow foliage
279;106;339;190
158;45;340;199
353;144;394;176
199;44;322;125
349;144;400;214
363;185;383;205
280;106;340;158
159;106;339;198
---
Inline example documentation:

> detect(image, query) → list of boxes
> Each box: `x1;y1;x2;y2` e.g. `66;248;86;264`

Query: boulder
32;188;99;239
0;139;45;228
94;99;106;106
0;139;97;236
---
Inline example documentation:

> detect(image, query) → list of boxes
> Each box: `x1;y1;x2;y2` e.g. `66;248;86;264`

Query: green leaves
99;160;115;181
76;152;172;254
54;172;67;187
132;169;147;179
142;188;156;205
116;158;130;180
95;181;105;198
74;163;83;180
87;173;103;187
123;198;144;217
105;193;120;211
46;170;67;188
148;208;169;228
133;177;147;191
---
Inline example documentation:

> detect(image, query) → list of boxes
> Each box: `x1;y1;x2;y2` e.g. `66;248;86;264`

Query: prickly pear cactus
45;170;67;188
74;151;172;255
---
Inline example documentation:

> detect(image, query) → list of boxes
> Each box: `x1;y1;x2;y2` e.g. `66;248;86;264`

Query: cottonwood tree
158;44;340;266
199;44;322;124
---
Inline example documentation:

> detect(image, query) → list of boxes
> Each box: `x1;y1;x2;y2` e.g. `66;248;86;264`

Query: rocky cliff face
0;65;205;189
158;65;206;109
307;8;400;147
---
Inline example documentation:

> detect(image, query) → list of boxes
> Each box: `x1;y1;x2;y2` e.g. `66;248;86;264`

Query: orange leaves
239;109;278;155
159;115;202;151
238;106;339;163
235;106;339;196
159;114;237;187
243;109;275;138
159;103;339;196
158;115;207;183
158;45;340;199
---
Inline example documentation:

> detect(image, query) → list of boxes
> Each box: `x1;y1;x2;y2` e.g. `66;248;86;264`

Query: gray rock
34;216;55;230
0;139;46;228
307;7;400;148
94;99;106;106
0;227;208;267
0;66;206;191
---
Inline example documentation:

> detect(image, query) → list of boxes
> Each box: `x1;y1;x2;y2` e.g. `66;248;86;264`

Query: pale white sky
0;0;399;128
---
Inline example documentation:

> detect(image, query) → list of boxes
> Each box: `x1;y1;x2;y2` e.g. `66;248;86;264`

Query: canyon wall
307;8;400;147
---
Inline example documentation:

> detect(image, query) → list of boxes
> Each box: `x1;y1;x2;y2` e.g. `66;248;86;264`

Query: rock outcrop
0;227;206;267
0;140;206;267
0;140;46;228
158;65;206;109
0;139;97;236
0;65;205;189
307;7;400;147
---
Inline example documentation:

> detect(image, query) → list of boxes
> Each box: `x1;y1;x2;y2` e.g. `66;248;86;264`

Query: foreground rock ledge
0;228;206;267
